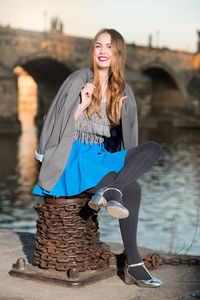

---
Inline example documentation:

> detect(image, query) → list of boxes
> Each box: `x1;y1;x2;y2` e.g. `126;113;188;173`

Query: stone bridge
0;26;200;132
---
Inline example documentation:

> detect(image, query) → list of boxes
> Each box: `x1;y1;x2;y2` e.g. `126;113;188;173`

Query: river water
0;112;199;256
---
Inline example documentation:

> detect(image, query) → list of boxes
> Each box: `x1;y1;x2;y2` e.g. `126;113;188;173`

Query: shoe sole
88;197;108;211
107;205;129;219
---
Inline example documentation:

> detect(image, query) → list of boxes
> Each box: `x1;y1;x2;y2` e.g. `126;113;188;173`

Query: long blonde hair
87;28;127;125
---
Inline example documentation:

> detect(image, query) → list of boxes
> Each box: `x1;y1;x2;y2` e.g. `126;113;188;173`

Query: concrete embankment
0;228;200;300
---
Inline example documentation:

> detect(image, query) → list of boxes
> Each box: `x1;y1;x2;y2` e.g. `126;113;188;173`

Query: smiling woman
94;33;112;65
32;28;163;288
88;29;127;125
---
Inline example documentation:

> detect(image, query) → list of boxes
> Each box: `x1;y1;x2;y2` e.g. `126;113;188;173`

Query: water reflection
138;132;200;254
0;119;199;255
0;67;39;231
0;111;39;231
17;111;38;194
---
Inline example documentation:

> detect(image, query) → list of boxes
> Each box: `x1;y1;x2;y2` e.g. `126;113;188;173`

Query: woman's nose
100;46;106;54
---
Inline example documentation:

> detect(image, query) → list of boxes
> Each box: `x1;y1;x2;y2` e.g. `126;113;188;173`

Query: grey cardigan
36;67;138;191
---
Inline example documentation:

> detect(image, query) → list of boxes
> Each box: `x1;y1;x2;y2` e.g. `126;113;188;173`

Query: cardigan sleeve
35;74;75;162
121;83;138;149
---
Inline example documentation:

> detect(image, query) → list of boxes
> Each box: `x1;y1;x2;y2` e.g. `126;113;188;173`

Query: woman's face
94;32;112;69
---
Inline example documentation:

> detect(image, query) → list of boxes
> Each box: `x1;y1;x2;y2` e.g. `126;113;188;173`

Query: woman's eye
108;45;111;49
95;45;100;48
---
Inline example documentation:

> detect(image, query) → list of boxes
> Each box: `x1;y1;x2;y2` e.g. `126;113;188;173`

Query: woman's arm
74;83;95;121
74;103;88;121
35;75;74;162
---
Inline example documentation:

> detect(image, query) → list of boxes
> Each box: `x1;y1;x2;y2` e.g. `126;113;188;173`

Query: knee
147;141;162;157
122;181;141;208
129;181;141;195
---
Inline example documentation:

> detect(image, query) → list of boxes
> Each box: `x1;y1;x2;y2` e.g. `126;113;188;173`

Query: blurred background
0;0;200;256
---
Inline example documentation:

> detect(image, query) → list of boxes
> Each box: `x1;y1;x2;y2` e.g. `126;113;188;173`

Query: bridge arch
141;61;189;114
13;56;75;120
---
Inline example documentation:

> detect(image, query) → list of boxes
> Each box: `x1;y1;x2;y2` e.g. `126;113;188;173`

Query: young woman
33;28;162;288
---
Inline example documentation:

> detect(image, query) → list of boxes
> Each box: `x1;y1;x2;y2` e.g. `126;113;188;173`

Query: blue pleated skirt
33;140;128;197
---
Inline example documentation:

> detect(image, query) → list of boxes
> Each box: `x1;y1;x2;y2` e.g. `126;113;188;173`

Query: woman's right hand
81;83;95;109
74;83;95;121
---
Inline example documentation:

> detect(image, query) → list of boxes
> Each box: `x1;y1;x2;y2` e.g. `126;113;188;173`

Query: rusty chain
34;195;112;271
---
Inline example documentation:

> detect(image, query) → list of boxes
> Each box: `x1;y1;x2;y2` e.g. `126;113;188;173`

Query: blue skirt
33;140;128;197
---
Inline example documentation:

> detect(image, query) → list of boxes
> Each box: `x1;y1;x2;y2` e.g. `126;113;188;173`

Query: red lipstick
98;56;109;62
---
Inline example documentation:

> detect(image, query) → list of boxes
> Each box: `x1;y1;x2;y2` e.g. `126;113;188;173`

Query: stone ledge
0;229;200;300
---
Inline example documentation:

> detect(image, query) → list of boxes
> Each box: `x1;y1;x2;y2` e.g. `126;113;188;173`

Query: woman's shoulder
124;82;133;94
57;67;93;94
67;67;93;83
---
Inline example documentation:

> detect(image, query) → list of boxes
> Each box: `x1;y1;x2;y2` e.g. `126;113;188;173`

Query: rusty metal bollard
34;194;112;272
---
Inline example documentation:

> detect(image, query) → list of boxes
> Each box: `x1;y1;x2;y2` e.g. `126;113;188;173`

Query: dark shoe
124;261;162;288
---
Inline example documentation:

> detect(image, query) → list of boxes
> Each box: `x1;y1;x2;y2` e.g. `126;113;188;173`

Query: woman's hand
81;83;95;109
119;95;127;118
74;83;95;121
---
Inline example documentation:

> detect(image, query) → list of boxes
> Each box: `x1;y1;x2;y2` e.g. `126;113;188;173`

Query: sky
0;0;200;52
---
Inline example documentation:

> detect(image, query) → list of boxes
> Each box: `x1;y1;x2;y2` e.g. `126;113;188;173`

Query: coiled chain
34;195;112;271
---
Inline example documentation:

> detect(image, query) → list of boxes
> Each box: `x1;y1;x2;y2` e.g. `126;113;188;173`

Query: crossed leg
86;141;162;280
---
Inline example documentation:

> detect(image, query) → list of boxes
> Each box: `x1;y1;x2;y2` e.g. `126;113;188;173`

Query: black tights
87;141;162;279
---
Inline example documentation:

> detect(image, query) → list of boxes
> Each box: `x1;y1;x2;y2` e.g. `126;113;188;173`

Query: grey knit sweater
74;96;111;145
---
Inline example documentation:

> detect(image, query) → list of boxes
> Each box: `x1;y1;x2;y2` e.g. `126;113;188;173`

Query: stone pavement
0;229;199;300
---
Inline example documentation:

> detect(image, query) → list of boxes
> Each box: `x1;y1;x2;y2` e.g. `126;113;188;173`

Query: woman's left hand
119;96;127;118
